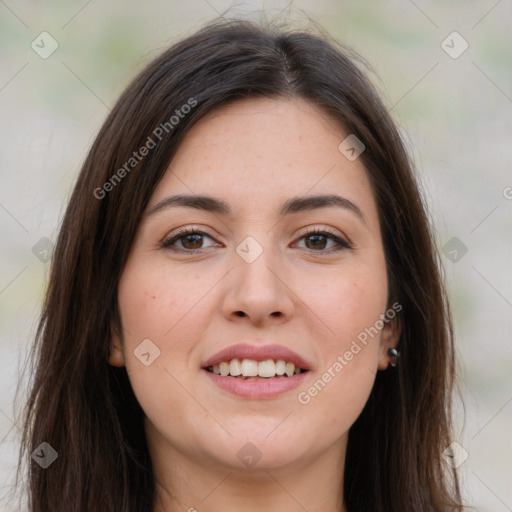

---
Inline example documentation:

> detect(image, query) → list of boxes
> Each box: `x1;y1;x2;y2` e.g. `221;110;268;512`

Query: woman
18;17;464;512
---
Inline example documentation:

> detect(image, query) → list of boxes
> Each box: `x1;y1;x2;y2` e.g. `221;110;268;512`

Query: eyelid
161;225;217;247
296;222;352;242
294;224;341;239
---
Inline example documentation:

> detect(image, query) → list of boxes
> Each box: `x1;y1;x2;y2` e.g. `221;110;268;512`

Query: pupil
184;234;202;249
307;234;326;250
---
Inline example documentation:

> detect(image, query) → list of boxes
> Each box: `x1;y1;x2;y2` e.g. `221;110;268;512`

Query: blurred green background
1;1;511;510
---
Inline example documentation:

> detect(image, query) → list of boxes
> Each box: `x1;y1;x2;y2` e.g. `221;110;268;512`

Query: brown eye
162;229;217;253
295;228;351;253
179;233;204;250
304;234;328;250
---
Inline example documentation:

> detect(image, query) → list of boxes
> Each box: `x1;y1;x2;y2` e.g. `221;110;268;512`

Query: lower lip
202;369;309;399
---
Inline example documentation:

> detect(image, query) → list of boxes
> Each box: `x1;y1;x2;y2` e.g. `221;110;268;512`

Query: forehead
148;97;377;223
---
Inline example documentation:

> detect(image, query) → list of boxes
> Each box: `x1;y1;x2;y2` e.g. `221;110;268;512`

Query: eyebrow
146;193;366;223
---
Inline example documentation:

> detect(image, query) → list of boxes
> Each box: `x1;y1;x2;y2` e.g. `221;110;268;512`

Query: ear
377;313;402;371
108;324;125;367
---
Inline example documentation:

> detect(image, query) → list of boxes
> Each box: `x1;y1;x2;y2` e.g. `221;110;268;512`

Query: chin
204;431;309;472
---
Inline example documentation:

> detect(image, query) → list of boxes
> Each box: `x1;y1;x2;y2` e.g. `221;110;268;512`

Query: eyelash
161;226;352;254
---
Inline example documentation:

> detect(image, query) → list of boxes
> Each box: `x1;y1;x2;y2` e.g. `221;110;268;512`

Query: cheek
116;259;213;423
294;264;386;419
311;265;388;352
116;267;203;447
117;258;203;343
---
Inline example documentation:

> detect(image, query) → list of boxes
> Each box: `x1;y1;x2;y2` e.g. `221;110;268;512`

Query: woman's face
110;97;399;474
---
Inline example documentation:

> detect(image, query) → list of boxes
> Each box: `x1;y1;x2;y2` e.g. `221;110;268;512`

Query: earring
387;347;400;367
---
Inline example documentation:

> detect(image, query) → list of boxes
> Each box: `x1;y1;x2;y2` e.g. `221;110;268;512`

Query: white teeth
219;361;230;376
275;359;286;375
229;358;242;376
241;359;258;377
258;359;276;378
208;358;304;378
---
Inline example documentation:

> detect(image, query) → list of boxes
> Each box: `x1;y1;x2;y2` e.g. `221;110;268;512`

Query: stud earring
387;347;400;367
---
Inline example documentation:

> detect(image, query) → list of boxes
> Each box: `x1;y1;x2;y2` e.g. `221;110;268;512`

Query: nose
220;240;295;327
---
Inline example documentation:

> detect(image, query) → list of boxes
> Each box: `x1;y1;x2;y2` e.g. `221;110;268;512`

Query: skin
110;97;400;512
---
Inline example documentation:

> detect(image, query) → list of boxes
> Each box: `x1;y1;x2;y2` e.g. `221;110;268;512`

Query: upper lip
202;343;312;370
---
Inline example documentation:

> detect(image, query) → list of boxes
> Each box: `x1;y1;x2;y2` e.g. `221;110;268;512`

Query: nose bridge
234;232;282;291
221;230;294;322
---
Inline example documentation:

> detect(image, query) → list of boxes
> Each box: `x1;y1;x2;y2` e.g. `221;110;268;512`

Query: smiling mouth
204;358;309;379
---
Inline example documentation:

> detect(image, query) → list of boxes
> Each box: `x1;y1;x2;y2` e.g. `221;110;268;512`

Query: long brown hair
17;17;464;511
